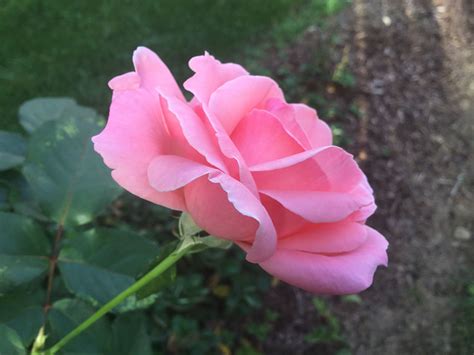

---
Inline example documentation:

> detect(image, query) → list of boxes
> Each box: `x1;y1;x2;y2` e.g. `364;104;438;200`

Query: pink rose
93;47;388;295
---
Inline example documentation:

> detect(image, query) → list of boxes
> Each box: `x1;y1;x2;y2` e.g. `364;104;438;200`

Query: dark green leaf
110;313;152;355
0;212;50;295
22;115;122;226
0;131;26;171
0;290;44;346
0;256;48;295
46;299;109;354
0;212;50;256
58;228;160;312
18;97;97;134
60;228;159;275
0;324;26;355
0;184;9;210
58;261;136;308
0;171;48;221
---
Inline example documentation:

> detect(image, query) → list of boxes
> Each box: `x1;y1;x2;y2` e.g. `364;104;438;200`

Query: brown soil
263;1;474;354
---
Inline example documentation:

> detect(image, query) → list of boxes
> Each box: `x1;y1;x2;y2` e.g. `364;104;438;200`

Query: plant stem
40;236;198;355
43;225;64;320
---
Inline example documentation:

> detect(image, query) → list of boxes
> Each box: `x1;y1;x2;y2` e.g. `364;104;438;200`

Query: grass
452;282;474;354
0;0;302;132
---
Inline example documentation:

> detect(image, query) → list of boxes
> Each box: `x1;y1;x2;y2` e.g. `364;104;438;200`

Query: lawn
0;0;302;131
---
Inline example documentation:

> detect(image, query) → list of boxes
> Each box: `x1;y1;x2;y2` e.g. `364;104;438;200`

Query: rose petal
278;222;368;253
108;72;140;91
148;155;216;192
200;104;258;196
92;89;185;210
348;202;377;222
313;146;364;192
260;194;308;238
133;46;185;100
251;148;331;192
161;96;229;172
208;75;284;134
251;146;367;194
265;99;312;149
261;190;368;223
185;173;277;262
184;52;248;104
247;226;388;295
292;103;332;148
231;109;303;166
250;146;328;172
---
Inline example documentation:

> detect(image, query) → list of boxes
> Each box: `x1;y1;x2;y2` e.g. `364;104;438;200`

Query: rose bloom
93;47;388;295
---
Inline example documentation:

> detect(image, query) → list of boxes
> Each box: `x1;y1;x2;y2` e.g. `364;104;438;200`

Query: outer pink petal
346;177;377;222
92;89;185;210
199;104;258;196
185;173;277;262
108;72;140;91
348;202;377;222
184;176;258;243
260;194;308;238
250;147;328;172
251;148;331;192
231;109;303;166
148;155;217;192
251;146;368;195
261;190;369;223
252;226;388;295
278;222;368;253
292;103;333;148
208;76;284;134
132;47;185;100
313;146;364;192
161;96;228;172
265;99;312;149
183;52;248;104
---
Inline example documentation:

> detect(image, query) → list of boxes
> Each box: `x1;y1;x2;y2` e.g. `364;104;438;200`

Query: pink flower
93;47;388;295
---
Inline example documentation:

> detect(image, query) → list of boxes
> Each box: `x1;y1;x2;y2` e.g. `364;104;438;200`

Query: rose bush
93;47;388;295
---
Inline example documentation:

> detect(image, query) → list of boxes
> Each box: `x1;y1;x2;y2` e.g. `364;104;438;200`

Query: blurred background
1;0;473;354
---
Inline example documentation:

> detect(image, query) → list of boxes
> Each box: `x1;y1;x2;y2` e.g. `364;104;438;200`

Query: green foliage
333;67;356;88
0;131;26;171
59;228;160;312
331;124;349;147
47;299;110;353
0;324;26;355
0;98;132;352
110;313;153;355
305;298;349;351
263;0;351;48
19;98;97;134
0;213;50;295
341;294;362;304
0;290;44;346
452;282;474;354
22;99;121;226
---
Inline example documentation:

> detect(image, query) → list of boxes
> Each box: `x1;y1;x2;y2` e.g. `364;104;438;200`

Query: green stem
40;236;198;355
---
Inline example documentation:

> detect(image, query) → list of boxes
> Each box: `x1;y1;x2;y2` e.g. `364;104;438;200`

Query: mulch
263;1;474;354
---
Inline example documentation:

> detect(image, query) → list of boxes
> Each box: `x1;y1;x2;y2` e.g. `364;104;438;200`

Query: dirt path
263;1;473;354
338;0;473;354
